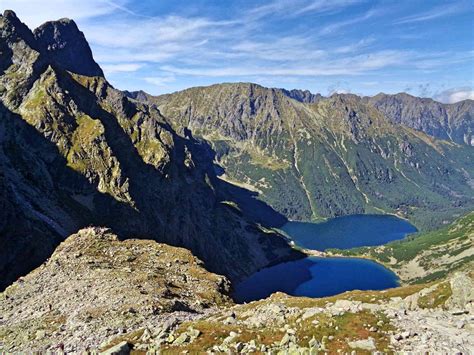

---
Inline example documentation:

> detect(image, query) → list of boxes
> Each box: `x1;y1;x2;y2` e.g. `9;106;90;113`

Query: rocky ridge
365;92;473;146
0;227;231;352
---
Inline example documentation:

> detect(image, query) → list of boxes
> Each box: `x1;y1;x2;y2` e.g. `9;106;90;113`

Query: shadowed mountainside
0;11;300;290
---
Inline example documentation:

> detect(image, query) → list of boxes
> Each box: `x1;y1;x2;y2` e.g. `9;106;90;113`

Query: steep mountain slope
0;11;299;290
364;93;473;146
280;88;323;103
139;83;474;230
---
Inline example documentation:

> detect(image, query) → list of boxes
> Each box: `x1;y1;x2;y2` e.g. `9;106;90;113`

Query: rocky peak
366;92;474;146
280;88;323;103
0;10;38;49
33;18;103;77
123;89;151;102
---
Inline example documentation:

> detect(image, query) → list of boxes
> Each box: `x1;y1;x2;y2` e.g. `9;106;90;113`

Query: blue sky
3;0;474;102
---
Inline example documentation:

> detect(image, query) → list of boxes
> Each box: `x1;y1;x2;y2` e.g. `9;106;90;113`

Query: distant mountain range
125;86;474;147
127;83;474;229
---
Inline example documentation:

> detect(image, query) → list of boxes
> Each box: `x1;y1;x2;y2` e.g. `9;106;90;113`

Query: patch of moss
66;113;104;172
418;282;452;309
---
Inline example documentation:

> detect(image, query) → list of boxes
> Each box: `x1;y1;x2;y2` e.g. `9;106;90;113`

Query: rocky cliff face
365;93;474;146
0;11;299;291
33;18;104;77
140;83;474;230
280;88;323;103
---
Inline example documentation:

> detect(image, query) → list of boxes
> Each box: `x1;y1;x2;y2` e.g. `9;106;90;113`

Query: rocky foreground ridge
0;227;472;353
0;228;231;352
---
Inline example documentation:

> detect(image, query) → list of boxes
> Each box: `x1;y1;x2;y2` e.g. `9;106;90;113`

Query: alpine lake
234;214;417;303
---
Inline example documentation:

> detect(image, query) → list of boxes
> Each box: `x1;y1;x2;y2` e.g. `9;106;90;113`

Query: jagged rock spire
33;18;104;77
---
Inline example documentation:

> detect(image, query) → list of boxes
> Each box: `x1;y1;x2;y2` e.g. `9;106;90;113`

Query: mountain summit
33;17;104;77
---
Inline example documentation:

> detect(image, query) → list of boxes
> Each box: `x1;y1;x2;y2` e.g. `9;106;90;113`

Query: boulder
348;337;376;351
100;341;131;355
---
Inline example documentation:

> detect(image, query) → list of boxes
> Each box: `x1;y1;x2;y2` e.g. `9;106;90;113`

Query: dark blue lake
233;214;416;303
234;256;398;302
281;214;417;251
233;257;399;303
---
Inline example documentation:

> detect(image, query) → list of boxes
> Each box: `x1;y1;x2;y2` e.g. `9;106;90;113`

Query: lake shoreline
234;214;416;302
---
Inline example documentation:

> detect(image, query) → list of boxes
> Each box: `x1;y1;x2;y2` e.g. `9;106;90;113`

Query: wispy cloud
102;63;143;74
248;0;361;19
333;37;375;54
144;75;176;87
231;36;326;62
160;49;472;79
0;0;122;28
102;0;153;19
434;87;474;104
3;0;472;98
394;3;465;24
319;8;381;35
159;50;410;77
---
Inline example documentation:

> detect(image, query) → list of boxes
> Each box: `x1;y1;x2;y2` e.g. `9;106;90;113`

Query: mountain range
130;83;474;229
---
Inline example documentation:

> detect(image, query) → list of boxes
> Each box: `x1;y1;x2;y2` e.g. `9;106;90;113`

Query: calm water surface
281;214;417;251
233;256;399;303
234;214;416;302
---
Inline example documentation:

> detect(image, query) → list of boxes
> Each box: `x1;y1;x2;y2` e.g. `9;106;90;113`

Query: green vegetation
337;212;474;283
418;282;452;309
67;113;104;171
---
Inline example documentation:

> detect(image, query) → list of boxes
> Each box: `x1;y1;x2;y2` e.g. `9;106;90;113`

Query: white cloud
434;87;474;104
319;8;381;36
248;0;361;20
102;63;143;74
84;16;219;49
231;36;326;62
333;37;375;54
82;14;234;66
0;0;122;28
144;75;176;87
394;3;465;24
3;0;471;97
160;50;410;77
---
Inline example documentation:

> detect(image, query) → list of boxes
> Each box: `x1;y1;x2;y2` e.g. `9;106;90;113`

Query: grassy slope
335;211;474;283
